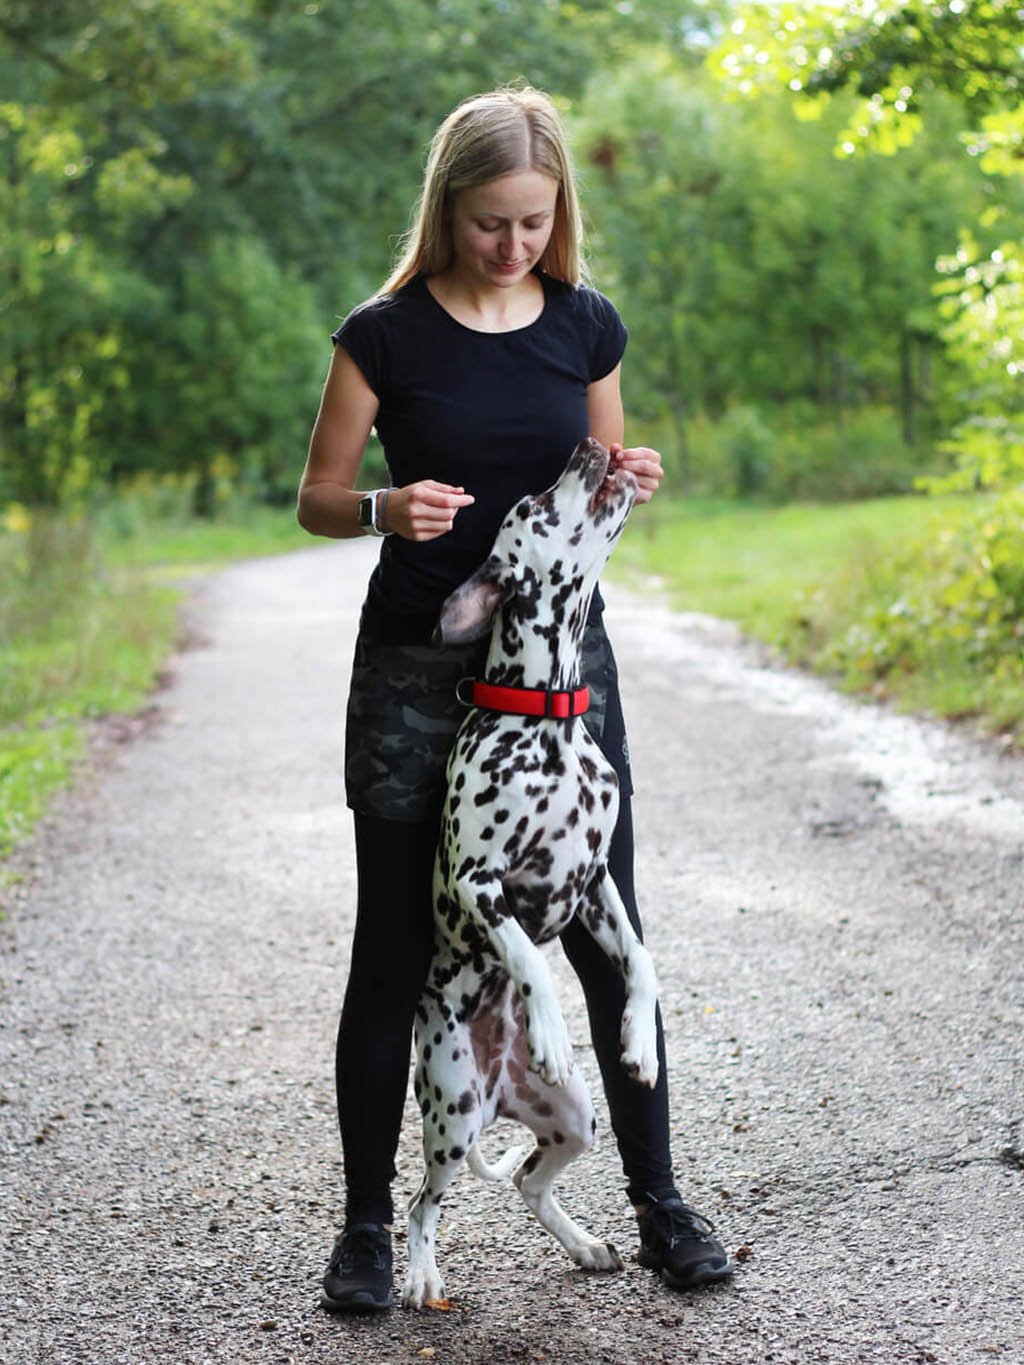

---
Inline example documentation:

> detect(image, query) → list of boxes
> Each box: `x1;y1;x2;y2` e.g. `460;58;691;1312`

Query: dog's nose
579;435;606;459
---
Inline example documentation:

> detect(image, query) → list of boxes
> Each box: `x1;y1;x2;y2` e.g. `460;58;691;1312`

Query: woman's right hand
382;480;475;540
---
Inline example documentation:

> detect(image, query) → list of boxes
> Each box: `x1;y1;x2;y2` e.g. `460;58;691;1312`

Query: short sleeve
584;288;628;382
331;300;390;397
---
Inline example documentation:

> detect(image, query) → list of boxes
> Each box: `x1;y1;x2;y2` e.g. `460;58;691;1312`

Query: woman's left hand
609;444;664;506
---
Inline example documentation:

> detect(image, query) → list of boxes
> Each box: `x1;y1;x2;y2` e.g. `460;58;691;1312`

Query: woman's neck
426;269;544;334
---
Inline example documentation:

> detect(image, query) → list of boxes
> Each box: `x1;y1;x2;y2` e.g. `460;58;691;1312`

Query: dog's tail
467;1140;531;1182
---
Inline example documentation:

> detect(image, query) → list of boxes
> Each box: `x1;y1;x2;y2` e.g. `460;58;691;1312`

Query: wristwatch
357;489;392;537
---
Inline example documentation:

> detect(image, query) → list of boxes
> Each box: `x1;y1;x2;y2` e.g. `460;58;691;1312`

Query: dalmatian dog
402;436;661;1310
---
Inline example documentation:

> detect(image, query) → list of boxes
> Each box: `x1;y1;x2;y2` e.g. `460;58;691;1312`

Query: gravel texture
2;538;1023;1365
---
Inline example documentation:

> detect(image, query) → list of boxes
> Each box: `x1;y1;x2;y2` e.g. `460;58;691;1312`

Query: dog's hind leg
508;1063;624;1273
403;1154;470;1310
580;867;660;1088
403;1011;484;1310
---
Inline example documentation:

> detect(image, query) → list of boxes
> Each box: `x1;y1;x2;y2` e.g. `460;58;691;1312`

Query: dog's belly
466;988;541;1121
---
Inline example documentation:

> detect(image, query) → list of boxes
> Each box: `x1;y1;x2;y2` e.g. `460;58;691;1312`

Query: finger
416;489;476;510
421;480;475;498
411;503;469;526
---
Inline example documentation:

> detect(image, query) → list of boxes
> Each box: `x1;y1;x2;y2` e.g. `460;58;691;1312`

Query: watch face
357;494;374;528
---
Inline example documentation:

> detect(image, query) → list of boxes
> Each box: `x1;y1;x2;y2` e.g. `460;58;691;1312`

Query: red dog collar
456;678;590;719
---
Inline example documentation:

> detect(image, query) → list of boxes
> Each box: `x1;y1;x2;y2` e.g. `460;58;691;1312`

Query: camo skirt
344;619;633;823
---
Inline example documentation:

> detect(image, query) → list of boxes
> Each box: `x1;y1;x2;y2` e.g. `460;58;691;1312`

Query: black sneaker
637;1196;734;1289
321;1222;393;1312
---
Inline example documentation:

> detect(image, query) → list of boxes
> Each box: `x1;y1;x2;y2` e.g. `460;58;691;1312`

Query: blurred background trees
1;0;1022;510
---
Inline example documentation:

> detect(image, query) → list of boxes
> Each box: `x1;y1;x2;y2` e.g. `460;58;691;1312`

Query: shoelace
333;1226;389;1272
645;1200;716;1249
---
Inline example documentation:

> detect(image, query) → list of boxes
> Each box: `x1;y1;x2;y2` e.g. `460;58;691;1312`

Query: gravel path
2;538;1022;1365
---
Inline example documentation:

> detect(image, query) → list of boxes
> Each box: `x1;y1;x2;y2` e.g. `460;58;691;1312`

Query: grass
0;504;304;864
101;502;308;570
613;494;970;646
610;490;1023;737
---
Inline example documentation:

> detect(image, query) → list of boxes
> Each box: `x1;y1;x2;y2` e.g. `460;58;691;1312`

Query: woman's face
447;170;559;289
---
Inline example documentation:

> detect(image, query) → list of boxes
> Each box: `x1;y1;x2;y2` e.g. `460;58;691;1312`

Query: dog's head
436;437;637;644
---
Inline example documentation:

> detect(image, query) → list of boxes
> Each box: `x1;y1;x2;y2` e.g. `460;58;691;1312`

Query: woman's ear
434;555;508;643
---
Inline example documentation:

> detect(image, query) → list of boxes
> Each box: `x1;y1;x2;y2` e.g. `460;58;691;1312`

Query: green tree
0;0;723;509
574;53;997;490
712;0;1024;722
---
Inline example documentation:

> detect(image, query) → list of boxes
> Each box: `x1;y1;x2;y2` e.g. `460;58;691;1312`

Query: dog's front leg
581;868;660;1088
455;881;574;1086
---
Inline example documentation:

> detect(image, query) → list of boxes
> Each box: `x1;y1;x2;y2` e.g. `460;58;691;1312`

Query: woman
298;85;731;1312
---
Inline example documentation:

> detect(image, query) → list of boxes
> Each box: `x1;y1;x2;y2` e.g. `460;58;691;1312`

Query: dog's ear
434;556;507;643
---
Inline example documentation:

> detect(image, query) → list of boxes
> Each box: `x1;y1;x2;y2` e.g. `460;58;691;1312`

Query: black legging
335;728;678;1224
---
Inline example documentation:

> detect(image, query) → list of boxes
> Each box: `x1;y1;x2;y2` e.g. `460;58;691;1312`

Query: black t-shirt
332;272;627;643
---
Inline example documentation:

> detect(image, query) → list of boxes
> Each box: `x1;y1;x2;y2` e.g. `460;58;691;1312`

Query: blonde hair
380;86;585;294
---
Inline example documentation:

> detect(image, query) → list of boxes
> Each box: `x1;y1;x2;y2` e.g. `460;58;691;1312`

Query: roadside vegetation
0;491;307;860
615;490;1024;741
2;1;1022;860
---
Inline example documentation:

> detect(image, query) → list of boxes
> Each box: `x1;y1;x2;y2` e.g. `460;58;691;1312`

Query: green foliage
93;477;308;566
574;57;994;467
810;490;1024;736
613;489;971;645
681;404;929;501
0;510;180;854
712;1;1024;156
0;0;724;512
0;515;179;729
706;0;1024;736
930;232;1024;493
615;489;1024;739
0;721;82;860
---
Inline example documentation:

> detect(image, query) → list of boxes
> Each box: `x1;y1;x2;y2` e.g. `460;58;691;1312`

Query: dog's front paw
620;1010;658;1089
526;996;574;1086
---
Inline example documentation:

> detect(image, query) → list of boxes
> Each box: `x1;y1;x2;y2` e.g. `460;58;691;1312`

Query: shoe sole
638;1249;736;1289
321;1288;393;1313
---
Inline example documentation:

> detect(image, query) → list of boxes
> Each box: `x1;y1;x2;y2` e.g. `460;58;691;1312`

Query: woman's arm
297;347;475;541
586;364;663;506
297;347;381;539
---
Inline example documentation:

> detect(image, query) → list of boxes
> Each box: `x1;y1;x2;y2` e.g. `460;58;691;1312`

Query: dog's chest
440;715;620;943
